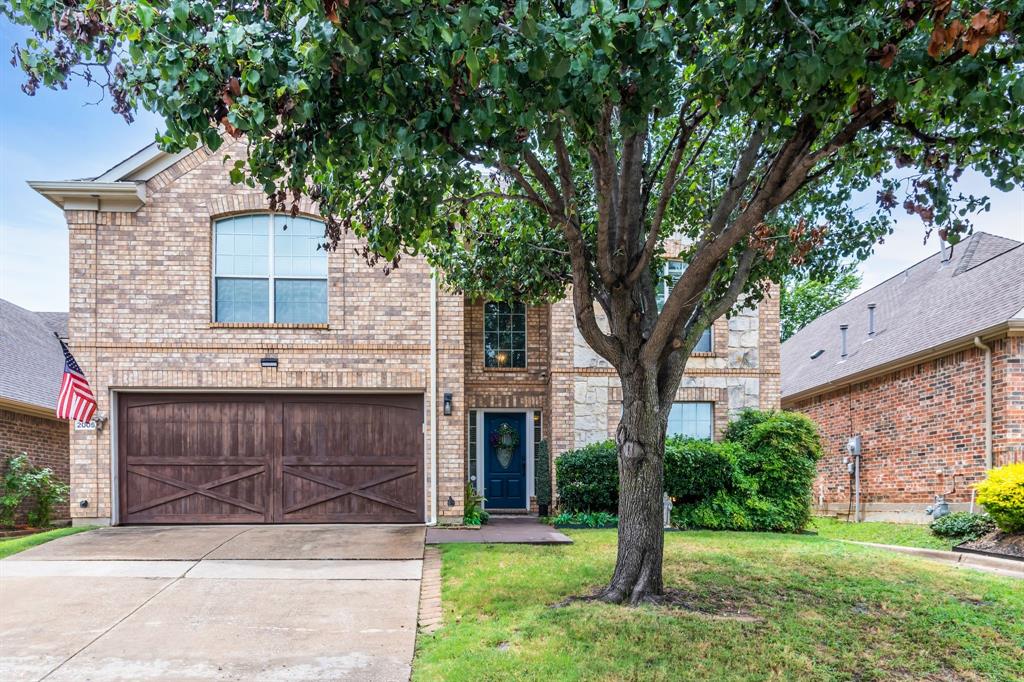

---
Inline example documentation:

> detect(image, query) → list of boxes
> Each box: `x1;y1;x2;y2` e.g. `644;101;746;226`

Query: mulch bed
956;531;1024;562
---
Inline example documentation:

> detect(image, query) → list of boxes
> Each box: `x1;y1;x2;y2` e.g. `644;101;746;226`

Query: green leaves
2;0;1021;311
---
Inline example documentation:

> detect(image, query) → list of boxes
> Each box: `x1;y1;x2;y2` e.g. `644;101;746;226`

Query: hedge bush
975;463;1024;533
555;409;824;533
555;440;618;513
929;511;995;542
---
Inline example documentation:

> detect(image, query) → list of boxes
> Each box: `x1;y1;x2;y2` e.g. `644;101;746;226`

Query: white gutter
428;271;439;525
972;336;993;469
27;180;146;212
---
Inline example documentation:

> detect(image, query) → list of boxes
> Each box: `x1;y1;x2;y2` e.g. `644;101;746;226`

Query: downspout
428;271;439;525
972;336;993;469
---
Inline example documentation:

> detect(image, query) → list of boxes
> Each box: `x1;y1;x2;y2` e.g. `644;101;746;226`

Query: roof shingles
781;232;1024;400
0;299;68;412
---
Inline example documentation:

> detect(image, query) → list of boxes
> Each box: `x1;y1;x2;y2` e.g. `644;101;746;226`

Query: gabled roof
0;299;68;416
782;232;1024;402
28;142;191;212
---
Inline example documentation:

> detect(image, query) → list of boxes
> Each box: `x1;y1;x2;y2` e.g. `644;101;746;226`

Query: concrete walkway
426;516;572;544
840;540;1024;579
0;525;425;681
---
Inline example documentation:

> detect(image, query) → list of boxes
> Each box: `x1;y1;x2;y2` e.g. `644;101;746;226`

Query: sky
1;21;1021;313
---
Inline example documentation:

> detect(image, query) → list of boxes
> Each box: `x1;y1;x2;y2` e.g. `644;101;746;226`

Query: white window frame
483;301;528;369
668;401;715;441
660;259;712;353
212;213;328;324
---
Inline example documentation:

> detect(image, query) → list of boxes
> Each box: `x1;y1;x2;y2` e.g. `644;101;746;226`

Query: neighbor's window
667;402;714;440
484;301;527;368
214;214;328;323
656;260;711;352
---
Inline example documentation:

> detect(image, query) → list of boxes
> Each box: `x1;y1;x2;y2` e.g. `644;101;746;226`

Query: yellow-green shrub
975;463;1024;533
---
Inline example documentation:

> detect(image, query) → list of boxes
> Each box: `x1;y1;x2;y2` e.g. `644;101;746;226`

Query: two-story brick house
31;142;781;526
782;232;1024;522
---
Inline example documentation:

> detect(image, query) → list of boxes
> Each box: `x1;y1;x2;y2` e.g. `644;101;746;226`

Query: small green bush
555;440;618;513
24;465;69;528
975;463;1024;533
534;439;552;509
1;454;33;527
930;511;995;542
463;483;489;526
552;511;618;528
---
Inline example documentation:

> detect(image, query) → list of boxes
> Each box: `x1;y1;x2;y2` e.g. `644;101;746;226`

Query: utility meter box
846;435;862;458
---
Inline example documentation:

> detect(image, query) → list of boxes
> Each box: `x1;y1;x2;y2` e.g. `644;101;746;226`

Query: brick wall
0;408;70;524
787;334;1023;521
64;143;458;524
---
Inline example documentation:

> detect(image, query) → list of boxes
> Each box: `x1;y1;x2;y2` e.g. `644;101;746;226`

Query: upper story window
214;214;328;324
484;301;526;368
656;259;712;353
668;401;714;440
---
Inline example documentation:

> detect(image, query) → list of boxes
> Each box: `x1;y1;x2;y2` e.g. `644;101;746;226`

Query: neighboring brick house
30;142;780;526
0;299;71;524
782;233;1024;522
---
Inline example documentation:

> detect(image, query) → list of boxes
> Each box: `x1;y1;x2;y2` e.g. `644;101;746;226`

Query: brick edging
417;547;443;633
841;540;1024;578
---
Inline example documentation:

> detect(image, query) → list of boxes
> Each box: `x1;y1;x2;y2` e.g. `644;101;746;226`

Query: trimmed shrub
534;439;552;510
731;410;823;532
975;463;1024;533
557;409;824;533
555;440;618;513
930;511;995;542
663;437;743;502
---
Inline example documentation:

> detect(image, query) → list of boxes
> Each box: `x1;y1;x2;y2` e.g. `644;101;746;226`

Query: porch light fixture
260;356;278;368
443;393;453;416
447;496;455;507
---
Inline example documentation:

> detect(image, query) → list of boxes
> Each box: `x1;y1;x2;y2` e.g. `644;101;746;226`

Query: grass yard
0;526;95;560
810;516;953;550
414;530;1023;681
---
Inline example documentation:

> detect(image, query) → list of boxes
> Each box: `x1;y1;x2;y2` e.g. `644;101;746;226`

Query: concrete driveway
0;525;425;681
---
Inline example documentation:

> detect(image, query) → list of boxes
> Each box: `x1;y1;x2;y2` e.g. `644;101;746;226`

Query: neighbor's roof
0;299;68;415
782;232;1024;402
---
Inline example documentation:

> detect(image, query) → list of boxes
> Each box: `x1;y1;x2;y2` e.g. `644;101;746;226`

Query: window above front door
484;301;527;368
213;214;328;324
656;260;712;353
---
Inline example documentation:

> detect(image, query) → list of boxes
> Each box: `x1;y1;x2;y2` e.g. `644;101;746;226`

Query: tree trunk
599;368;667;604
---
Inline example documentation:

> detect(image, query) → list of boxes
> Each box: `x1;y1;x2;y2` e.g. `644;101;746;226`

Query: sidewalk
426;516;572;545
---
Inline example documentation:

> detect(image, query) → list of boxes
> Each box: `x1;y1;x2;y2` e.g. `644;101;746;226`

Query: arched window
213;214;328;323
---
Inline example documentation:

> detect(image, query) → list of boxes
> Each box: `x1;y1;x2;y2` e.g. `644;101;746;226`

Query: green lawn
810;516;953;550
0;526;95;559
415;530;1023;681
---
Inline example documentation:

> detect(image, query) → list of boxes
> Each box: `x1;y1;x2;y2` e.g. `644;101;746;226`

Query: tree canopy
780;266;862;341
6;0;1022;603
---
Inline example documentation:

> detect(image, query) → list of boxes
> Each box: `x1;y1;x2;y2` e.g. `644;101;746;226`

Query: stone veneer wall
570;289;781;449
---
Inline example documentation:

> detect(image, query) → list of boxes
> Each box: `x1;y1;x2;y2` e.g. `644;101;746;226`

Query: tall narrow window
214;214;328;323
467;409;478;490
484;301;527;368
667;402;714;440
656;260;712;352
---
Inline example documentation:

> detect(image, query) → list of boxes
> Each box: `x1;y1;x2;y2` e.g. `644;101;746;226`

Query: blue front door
483;412;527;509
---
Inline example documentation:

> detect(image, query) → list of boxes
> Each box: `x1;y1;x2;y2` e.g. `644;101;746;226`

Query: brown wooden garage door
117;393;423;524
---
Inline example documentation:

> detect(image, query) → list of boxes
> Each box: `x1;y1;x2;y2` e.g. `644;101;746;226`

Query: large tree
780;266;862;341
6;0;1022;603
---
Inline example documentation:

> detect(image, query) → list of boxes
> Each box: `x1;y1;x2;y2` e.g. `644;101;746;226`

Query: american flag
56;338;97;423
